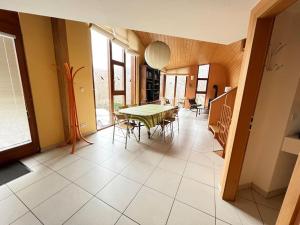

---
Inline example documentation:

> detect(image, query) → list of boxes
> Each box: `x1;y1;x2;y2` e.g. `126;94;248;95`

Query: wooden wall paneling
139;65;147;104
184;65;198;108
135;31;244;89
51;18;70;140
211;40;244;87
205;63;227;107
135;31;219;70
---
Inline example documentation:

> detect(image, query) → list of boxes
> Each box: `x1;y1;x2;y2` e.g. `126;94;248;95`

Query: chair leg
125;130;128;149
112;124;115;143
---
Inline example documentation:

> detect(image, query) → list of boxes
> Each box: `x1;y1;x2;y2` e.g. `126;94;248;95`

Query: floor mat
0;161;31;185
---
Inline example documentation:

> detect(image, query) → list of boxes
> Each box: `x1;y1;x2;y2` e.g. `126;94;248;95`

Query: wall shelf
281;135;300;155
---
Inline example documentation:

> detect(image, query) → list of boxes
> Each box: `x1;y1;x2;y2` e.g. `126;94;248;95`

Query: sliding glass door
0;10;39;165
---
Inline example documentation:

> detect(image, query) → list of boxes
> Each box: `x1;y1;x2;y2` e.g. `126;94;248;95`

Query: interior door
0;10;40;165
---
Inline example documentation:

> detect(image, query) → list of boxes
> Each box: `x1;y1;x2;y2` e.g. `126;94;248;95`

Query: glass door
0;11;39;165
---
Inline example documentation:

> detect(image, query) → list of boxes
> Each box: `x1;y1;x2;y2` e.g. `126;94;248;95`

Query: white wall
240;2;300;193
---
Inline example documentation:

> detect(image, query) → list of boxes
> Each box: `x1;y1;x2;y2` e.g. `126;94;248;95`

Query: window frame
195;64;210;105
196;64;210;94
163;74;187;105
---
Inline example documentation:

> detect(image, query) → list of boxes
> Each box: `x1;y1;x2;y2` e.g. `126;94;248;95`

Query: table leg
148;130;151;139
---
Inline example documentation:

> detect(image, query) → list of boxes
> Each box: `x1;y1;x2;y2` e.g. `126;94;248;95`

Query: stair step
209;124;220;136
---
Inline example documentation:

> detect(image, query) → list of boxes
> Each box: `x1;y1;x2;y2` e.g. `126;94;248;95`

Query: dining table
119;104;176;141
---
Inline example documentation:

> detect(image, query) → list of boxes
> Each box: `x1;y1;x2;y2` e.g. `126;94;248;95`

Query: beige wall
240;6;300;193
19;13;65;149
65;20;97;135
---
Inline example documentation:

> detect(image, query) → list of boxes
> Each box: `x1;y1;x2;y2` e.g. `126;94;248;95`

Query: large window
91;29;111;129
176;76;187;99
165;75;176;103
126;53;135;105
91;28;136;129
196;64;210;106
163;75;187;105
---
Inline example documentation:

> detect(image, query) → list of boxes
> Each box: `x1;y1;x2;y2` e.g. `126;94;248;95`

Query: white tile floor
0;110;283;225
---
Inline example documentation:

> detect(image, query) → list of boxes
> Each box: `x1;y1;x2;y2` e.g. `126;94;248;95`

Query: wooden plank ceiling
135;31;224;70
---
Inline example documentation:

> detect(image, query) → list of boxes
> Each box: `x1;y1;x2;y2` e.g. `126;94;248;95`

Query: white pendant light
145;41;171;70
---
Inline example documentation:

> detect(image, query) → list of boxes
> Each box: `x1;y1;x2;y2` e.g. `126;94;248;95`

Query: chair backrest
112;112;127;124
119;105;128;110
189;98;197;105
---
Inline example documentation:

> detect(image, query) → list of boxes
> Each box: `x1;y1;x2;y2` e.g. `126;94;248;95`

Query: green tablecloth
119;104;175;130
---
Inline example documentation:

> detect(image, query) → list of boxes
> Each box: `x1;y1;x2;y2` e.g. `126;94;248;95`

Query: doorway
0;10;39;165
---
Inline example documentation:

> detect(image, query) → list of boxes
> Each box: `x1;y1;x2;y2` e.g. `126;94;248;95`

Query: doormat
0;161;31;185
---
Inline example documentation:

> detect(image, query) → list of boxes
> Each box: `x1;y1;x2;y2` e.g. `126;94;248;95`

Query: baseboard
252;183;287;198
40;130;97;152
239;182;287;198
238;183;252;190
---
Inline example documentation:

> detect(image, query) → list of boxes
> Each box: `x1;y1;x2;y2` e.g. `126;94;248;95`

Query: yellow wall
65;20;97;135
19;13;65;149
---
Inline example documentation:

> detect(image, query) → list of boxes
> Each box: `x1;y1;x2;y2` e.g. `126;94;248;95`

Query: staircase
208;87;237;157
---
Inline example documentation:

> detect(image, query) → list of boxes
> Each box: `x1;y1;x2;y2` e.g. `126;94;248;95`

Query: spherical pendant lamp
144;41;171;70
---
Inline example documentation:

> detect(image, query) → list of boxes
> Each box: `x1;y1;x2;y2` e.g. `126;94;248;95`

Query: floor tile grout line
7;168;56;195
6;112;221;224
164;148;192;225
118;152;166;218
6;185;45;225
213;158;217;225
250;188;265;224
39;144;150;224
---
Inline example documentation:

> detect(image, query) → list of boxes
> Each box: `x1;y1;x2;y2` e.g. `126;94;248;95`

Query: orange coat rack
64;63;93;154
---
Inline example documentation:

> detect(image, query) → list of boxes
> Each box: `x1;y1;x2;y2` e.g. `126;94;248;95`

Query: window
91;28;137;129
113;95;125;111
196;64;210;106
112;42;124;62
165;75;176;102
113;65;125;91
126;53;136;105
162;75;187;106
175;76;187;104
91;29;111;129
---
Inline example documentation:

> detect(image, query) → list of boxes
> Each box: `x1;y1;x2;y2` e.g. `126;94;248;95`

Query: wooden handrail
210;87;238;104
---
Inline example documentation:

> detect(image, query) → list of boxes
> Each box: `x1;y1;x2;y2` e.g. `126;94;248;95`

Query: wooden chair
112;112;137;149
